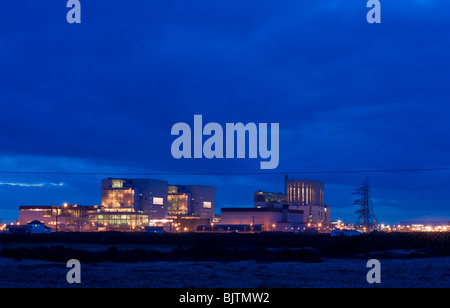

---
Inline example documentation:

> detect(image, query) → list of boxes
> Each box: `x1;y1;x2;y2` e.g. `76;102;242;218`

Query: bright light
153;197;164;205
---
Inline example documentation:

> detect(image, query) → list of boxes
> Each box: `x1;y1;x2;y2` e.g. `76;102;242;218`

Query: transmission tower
354;177;377;230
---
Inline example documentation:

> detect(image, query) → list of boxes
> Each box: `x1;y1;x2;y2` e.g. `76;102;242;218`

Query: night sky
0;1;449;224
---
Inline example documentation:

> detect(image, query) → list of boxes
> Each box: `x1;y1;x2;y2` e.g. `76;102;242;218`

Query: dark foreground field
0;232;448;287
0;257;448;288
0;231;449;262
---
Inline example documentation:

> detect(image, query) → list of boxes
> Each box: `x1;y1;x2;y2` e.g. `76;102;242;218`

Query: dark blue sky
0;1;449;224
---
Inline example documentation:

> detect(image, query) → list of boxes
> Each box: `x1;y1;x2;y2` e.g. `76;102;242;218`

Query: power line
0;167;449;176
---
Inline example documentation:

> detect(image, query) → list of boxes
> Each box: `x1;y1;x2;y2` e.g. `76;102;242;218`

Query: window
112;180;124;188
203;201;212;209
153;197;164;205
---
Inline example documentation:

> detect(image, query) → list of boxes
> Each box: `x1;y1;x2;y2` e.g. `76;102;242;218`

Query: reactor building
216;175;330;232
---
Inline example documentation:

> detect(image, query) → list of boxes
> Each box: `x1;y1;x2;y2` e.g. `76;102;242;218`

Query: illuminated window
167;194;189;215
153;197;164;205
203;201;212;209
112;180;124;188
101;188;135;211
168;186;178;194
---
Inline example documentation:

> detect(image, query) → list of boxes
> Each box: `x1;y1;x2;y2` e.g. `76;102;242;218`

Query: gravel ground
0;257;448;288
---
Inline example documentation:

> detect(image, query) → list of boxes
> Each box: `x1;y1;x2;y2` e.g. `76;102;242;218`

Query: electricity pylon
354;177;377;230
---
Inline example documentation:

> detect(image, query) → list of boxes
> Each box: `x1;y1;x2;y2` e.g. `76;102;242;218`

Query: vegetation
0;232;448;263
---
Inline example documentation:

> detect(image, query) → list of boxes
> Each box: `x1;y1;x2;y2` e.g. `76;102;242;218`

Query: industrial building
167;184;215;221
13;175;330;233
242;176;331;229
284;175;331;226
94;178;215;231
197;224;263;232
94;175;329;232
96;178;168;230
101;178;168;218
285;176;324;207
19;204;98;231
19;205;59;226
167;184;215;232
254;190;286;208
219;205;304;232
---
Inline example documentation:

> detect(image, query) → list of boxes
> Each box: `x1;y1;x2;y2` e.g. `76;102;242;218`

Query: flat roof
20;205;97;210
221;207;303;214
198;224;263;227
20;205;58;209
254;190;285;195
89;212;148;216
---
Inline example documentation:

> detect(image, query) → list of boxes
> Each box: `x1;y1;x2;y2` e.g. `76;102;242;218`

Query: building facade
219;206;304;232
88;212;149;231
167;184;214;221
96;179;214;231
101;178;168;219
19;205;59;226
285;176;330;226
19;204;98;231
254;190;286;208
285;176;325;207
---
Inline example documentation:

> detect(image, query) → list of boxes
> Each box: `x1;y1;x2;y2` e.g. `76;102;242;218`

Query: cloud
0;181;64;187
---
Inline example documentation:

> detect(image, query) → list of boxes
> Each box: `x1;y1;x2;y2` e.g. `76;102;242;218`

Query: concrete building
285;176;324;207
96;179;214;231
88;212;150;231
19;204;98;231
96;178;168;230
219;205;304;232
19;205;59;226
168;184;215;221
217;176;331;231
167;185;191;217
285;176;330;226
101;178;168;219
197;224;263;232
254;190;286;208
172;217;211;232
308;205;330;226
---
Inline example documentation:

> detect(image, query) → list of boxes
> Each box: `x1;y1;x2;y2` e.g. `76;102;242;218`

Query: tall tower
285;174;289;197
285;176;324;207
354;177;377;230
285;175;328;225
